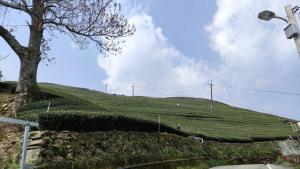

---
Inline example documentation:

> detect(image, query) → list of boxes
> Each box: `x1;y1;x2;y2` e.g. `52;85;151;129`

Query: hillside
10;82;295;141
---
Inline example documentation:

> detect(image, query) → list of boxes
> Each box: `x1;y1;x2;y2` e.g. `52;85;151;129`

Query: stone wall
24;130;206;169
0;93;16;116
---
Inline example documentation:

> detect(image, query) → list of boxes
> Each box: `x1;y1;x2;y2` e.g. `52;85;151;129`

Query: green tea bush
18;98;75;111
38;113;188;135
0;82;16;93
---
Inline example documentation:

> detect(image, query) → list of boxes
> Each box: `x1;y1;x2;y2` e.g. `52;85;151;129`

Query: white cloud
98;0;300;119
207;0;300;118
98;13;212;97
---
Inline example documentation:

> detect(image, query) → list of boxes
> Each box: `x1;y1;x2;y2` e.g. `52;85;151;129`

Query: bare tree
0;0;135;108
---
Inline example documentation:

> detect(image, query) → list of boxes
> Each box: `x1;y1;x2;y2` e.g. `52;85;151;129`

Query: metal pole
285;5;300;58
105;84;108;93
20;125;30;169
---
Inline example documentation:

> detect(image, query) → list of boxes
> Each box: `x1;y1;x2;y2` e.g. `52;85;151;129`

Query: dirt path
210;164;292;169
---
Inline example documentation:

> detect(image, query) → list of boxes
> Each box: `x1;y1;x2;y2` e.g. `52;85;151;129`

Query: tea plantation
15;82;295;142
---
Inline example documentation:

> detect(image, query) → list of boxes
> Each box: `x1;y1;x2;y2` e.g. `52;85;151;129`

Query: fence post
158;116;161;132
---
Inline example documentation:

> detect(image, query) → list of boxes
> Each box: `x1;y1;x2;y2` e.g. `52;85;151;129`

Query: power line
129;84;208;90
103;84;208;92
216;83;300;96
213;94;295;120
102;83;300;97
1;24;28;27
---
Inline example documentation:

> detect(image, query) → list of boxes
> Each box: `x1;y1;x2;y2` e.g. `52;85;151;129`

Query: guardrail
0;117;39;169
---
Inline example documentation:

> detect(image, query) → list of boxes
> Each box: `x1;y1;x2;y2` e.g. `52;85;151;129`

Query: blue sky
1;0;300;120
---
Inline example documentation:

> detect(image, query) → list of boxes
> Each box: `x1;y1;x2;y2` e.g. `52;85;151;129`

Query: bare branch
0;0;135;57
0;25;26;57
0;0;27;12
43;0;135;55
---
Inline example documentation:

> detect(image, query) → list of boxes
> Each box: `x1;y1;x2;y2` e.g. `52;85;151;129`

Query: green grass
16;82;296;141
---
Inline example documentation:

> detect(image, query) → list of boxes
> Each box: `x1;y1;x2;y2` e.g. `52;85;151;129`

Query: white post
47;101;51;112
20;125;30;169
285;5;300;58
158;116;160;132
132;85;135;96
208;80;213;112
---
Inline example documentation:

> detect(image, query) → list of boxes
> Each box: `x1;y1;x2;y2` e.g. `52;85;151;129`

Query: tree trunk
15;55;41;111
14;1;44;112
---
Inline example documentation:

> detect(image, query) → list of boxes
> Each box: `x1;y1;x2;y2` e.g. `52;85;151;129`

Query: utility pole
285;5;300;58
105;83;108;93
132;84;135;96
208;80;214;112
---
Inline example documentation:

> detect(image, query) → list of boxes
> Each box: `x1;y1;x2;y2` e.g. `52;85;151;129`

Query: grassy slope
18;83;295;140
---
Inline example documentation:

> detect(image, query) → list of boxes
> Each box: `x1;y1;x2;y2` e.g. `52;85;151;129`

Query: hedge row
36;113;290;143
38;113;188;136
18;98;78;112
0;82;16;93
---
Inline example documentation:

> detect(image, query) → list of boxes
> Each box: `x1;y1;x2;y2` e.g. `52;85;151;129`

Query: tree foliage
0;0;135;105
0;0;135;57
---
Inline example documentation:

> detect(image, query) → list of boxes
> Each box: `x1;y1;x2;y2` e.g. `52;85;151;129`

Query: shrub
0;82;16;93
38;113;188;136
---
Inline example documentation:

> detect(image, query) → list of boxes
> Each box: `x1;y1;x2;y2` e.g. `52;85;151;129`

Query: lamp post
258;5;300;58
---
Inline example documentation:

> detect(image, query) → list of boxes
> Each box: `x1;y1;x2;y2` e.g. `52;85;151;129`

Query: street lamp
258;5;300;58
258;10;288;23
258;10;275;21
